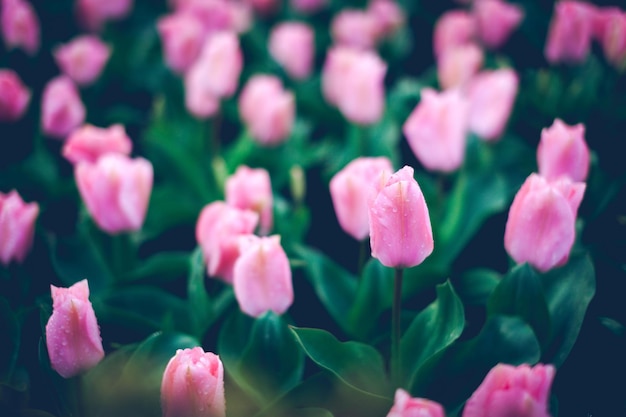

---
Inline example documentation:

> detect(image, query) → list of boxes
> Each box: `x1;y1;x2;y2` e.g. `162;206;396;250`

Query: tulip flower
269;22;315;80
75;0;134;31
291;0;326;14
0;69;30;122
45;280;105;378
0;190;39;265
368;0;405;38
161;347;225;417
504;173;586;272
386;389;445;417
75;154;153;234
41;76;86;139
225;165;273;235
544;1;597;64
537;119;590;182
329;156;393;240
433;10;476;58
157;12;205;74
233;235;293;317
1;0;40;55
594;7;626;70
437;43;484;90
473;0;524;49
463;363;555;417
62;124;133;165
331;8;381;50
53;35;111;86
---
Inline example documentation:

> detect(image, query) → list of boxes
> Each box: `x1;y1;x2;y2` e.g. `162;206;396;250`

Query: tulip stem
392;267;404;388
357;239;367;276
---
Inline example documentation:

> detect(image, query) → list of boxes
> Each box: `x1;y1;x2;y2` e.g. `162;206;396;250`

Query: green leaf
141;185;204;241
401;281;465;388
0;298;19;383
122;251;190;283
187;247;213;336
455;268;501;305
291;327;392;399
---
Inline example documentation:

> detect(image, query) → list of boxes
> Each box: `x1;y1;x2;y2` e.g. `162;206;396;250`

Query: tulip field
1;0;625;416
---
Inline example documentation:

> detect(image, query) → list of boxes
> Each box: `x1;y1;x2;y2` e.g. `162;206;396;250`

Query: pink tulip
225;166;273;235
403;88;470;173
41;76;86;139
467;68;519;141
463;363;555;417
473;0;524;49
331;9;381;50
45;280;104;378
368;0;406;38
0;190;38;265
537;119;590;182
53;35;111;86
245;0;278;15
62;124;133;165
330;156;393;240
437;43;484;90
175;0;240;35
504;173;586;272
161;347;225;417
269;22;315;80
1;0;40;55
291;0;326;14
544;1;597;64
195;201;259;283
75;0;134;31
433;10;476;58
595;7;626;70
75;154;153;234
0;69;30;122
239;75;295;146
157;13;205;74
184;66;220;119
196;31;243;98
386;389;445;417
369;166;434;269
233;235;293;317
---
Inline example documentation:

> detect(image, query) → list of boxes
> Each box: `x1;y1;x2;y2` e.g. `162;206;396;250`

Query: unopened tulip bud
157;13;205;74
41;76;86;139
437;43;484;90
473;0;524;49
0;69;30;122
537;119;590;182
226;166;273;235
269;22;315;80
331;8;381;50
199;31;243;98
1;0;40;55
386;389;445;417
53;35;110;86
76;0;134;31
369;166;434;268
45;280;104;378
595;8;626;70
545;1;597;64
433;10;476;58
62;124;132;165
368;0;405;38
0;190;38;265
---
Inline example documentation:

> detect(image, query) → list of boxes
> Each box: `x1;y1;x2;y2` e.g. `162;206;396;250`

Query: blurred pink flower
54;35;111;86
473;0;524;49
437;43;484;90
41;76;86;139
594;7;626;70
331;8;381;50
368;0;405;38
1;0;40;55
76;0;134;31
537;119;590;182
433;10;476;58
157;12;206;74
269;21;315;80
62;124;132;165
291;0;326;14
0;69;30;122
386;389;445;417
544;0;598;64
0;190;38;265
226;165;273;235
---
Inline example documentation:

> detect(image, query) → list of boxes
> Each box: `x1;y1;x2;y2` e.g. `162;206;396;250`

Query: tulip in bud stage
0;69;30;122
226;166;273;235
537;119;590;182
62;124;133;165
41;76;86;139
53;35;111;86
0;190;39;265
386;389;445;417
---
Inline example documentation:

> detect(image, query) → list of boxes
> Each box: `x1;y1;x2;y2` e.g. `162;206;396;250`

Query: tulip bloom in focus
161;347;225;417
386;389;445;417
225;165;273;235
0;190;39;265
45;280;105;378
537;119;590;182
369;166;434;268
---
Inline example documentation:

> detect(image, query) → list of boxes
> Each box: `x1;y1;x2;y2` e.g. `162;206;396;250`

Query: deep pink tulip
62;124;132;165
157;12;205;74
463;363;555;417
75;0;134;31
504;173;586;272
195;201;259;283
269;22;315;80
53;35;110;86
75;154;153;234
403;88;470;173
544;1;598;64
291;0;326;14
0;190;38;265
473;0;524;49
368;0;405;38
233;235;293;317
369;166;434;269
437;43;484;90
331;8;381;50
239;75;295;146
537;119;590;182
386;389;445;417
175;0;242;35
161;347;225;417
595;7;626;70
330;157;393;241
41;76;86;139
433;10;476;58
1;0;40;55
0;69;30;122
225;166;273;235
45;280;104;378
467;68;519;141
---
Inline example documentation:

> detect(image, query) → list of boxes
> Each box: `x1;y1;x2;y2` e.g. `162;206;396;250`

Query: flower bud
41;76;86;139
269;22;315;80
75;0;134;31
544;1;597;64
157;12;205;74
331;8;381;50
437;43;484;90
462;363;555;417
233;235;293;317
504;173;586;272
595;7;626;70
53;35;111;86
433;10;476;58
226;166;273;235
1;0;40;55
0;190;38;265
161;347;225;417
369;166;434;269
386;389;445;417
368;0;406;38
75;154;153;234
537;119;590;182
0;69;30;122
45;280;104;378
330;156;393;240
196;31;243;98
62;124;132;165
473;0;524;49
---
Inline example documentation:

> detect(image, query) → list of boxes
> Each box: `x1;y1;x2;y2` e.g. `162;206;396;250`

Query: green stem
392;267;404;388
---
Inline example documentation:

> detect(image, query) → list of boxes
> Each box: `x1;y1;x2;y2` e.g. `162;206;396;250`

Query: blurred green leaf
455;268;501;305
187;247;213;337
122;251;190;283
141;185;202;241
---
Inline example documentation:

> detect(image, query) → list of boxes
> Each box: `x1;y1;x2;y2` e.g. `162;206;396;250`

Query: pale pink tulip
504;173;586;272
463;363;555;417
467;68;519;141
269;21;315;80
233;235;293;317
544;1;597;64
0;190;38;265
75;154;153;234
1;0;40;55
437;43;484;90
329;156;393;240
537;119;590;182
386;389;445;417
225;166;273;235
194;31;243;98
41;76;86;139
239;75;295;146
45;280;104;378
53;35;110;86
157;12;205;74
403;88;470;173
75;0;134;31
331;8;381;50
161;347;225;417
62;124;132;165
433;10;476;58
369;166;434;268
0;69;30;122
184;64;220;119
195;201;259;283
473;0;524;49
